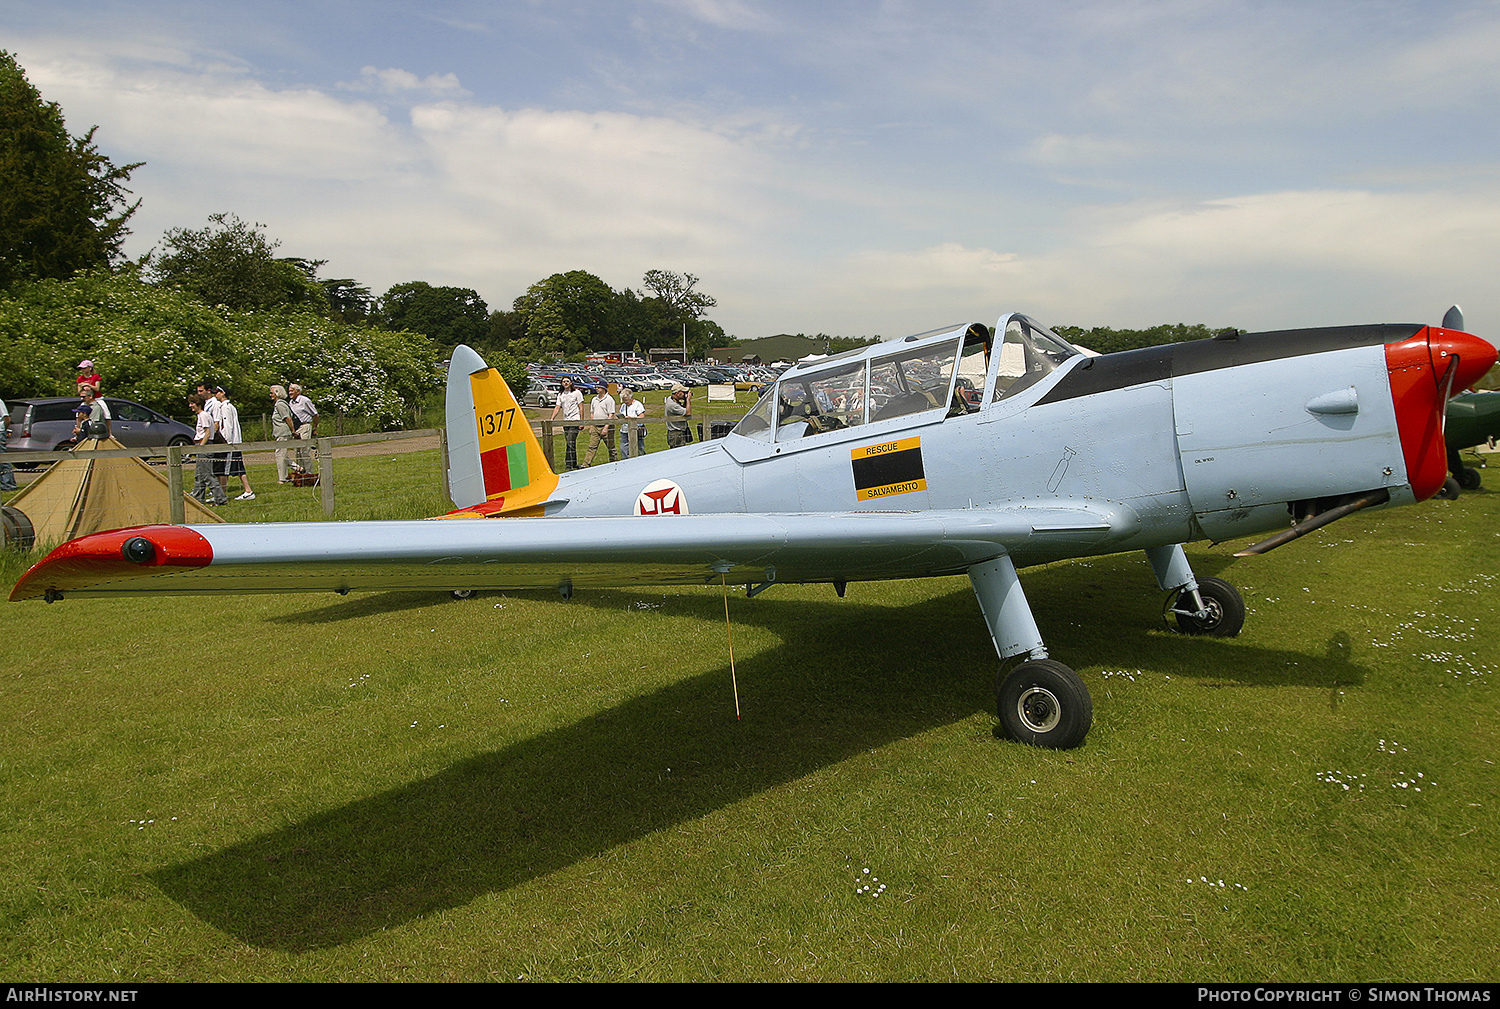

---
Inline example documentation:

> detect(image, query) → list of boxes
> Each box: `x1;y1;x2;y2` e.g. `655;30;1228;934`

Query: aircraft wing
10;504;1140;601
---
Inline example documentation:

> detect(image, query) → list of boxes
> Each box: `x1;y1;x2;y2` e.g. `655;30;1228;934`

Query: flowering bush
0;270;438;427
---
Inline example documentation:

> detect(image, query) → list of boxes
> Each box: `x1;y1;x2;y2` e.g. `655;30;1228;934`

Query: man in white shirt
214;386;255;501
582;384;617;467
618;388;646;459
549;377;584;470
288;384;319;474
189;393;227;504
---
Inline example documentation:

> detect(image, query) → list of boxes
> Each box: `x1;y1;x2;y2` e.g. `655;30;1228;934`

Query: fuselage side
534;317;1441;567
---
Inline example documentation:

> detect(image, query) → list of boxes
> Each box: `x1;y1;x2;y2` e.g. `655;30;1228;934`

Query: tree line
1;48;1231;424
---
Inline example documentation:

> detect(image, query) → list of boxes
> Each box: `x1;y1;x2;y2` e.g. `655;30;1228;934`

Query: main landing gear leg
1146;544;1245;637
968;555;1092;750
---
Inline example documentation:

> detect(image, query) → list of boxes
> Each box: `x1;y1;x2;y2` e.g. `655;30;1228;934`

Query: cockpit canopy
731;314;1080;442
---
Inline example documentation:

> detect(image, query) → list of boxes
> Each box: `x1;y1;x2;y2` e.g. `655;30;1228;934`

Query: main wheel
996;659;1092;750
1173;576;1245;637
450;589;476;600
1457;466;1482;491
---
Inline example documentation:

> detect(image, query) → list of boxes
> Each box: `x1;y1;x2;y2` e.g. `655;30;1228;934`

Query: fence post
540;419;556;470
167;445;186;525
318;437;334;516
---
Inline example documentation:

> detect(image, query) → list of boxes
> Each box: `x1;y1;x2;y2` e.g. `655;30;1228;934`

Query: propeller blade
1443;305;1465;331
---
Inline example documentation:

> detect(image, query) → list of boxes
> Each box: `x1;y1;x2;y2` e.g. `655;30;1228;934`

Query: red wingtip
10;525;214;601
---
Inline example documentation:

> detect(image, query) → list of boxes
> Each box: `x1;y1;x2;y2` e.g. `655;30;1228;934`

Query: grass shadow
150;558;1367;951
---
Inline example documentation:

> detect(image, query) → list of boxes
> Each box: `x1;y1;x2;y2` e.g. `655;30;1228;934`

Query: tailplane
442;346;558;517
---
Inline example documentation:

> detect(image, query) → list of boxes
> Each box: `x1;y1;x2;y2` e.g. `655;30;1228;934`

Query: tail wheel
995;659;1092;750
1173;576;1245;637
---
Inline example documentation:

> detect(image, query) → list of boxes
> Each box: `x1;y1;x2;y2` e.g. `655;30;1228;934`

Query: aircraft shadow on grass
150;559;1366;952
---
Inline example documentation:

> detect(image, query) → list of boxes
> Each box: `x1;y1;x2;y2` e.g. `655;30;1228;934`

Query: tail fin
443;346;558;517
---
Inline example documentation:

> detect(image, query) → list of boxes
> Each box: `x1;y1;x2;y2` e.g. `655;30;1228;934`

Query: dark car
7;397;197;455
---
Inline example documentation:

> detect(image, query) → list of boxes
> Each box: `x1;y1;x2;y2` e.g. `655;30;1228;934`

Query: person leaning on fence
550;377;584;470
288;384;319;474
619;387;646;458
583;384;617;467
666;384;692;449
188;393;227;505
270;385;294;483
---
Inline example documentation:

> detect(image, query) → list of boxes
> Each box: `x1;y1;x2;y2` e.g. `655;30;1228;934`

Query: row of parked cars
520;362;785;408
5;397;197;459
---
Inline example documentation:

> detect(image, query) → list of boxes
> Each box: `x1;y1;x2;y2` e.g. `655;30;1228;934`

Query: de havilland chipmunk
11;309;1496;749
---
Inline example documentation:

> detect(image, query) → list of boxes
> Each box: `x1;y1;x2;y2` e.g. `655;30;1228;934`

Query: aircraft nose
1432;328;1498;392
1385;325;1497;502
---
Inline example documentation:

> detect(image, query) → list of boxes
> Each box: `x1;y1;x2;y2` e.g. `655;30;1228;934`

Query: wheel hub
1015;686;1061;733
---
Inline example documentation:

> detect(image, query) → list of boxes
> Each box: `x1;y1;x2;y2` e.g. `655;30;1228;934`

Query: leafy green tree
0;268;238;409
641;269;716;322
483;308;523;352
0;268;439;426
322;278;374;322
376;281;489;347
0;50;141;289
1053;323;1227;355
146;213;325;312
510;270;618;358
233;309;439;426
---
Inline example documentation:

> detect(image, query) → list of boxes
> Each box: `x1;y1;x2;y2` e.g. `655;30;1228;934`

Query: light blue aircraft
12;312;1495;749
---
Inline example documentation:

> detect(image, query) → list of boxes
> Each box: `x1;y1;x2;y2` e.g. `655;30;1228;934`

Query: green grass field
1;448;1496;981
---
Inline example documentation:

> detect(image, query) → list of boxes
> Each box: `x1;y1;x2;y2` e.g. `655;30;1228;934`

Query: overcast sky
6;0;1500;340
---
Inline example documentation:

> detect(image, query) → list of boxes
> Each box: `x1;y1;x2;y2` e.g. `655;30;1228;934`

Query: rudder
443;346;558;516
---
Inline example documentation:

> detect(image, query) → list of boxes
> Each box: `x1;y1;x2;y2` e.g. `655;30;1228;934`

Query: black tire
450;589;476;600
168;436;192;447
1457;466;1482;491
996;659;1092;750
1174;576;1245;637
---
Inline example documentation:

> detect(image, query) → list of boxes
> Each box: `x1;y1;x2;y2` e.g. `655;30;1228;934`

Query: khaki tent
4;437;223;547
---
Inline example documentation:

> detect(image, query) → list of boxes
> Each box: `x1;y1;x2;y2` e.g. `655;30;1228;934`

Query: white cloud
342;66;469;98
407;101;780;255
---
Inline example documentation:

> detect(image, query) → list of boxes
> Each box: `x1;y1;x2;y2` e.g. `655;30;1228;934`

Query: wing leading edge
11;503;1139;601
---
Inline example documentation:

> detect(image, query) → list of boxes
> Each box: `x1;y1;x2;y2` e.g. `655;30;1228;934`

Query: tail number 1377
478;408;517;437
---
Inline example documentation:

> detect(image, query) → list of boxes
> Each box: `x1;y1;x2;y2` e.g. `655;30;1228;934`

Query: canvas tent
3;438;223;548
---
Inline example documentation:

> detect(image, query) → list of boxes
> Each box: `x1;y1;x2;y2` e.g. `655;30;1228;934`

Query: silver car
7;397;197;456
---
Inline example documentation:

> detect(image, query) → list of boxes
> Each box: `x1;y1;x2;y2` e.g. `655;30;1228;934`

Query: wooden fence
1;429;447;524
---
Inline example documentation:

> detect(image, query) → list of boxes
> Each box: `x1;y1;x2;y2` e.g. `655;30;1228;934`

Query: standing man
288;384;319;474
618;388;646;459
214;386;255;501
188;393;227;505
549;377;584;470
582;383;617;467
270;385;294;483
73;384;111;441
665;384;692;449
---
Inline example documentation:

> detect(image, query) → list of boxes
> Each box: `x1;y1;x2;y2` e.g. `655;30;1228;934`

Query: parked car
523;380;560;408
7;397;197;456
